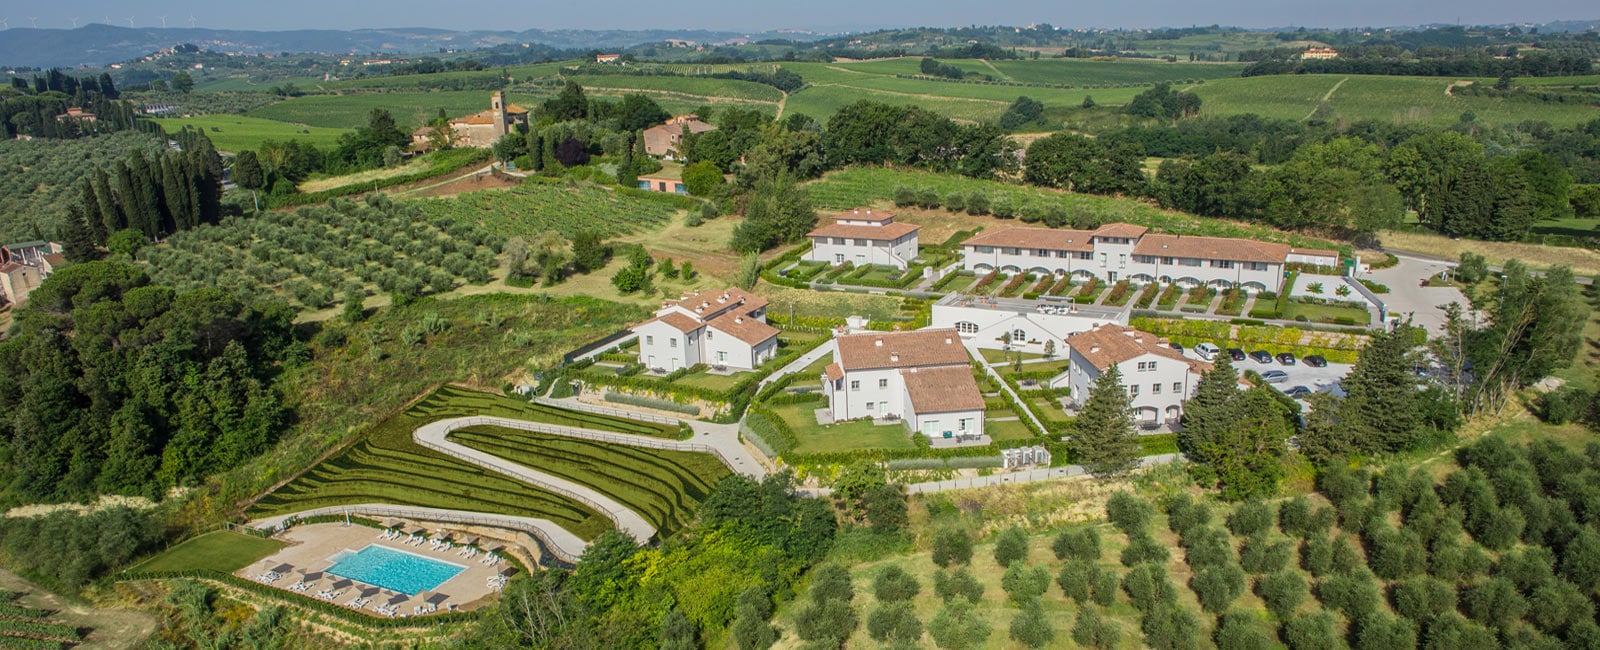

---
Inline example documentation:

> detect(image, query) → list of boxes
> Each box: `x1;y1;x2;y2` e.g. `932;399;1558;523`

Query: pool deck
237;523;501;616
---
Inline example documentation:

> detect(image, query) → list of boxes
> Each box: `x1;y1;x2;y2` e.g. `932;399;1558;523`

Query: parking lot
1180;347;1353;402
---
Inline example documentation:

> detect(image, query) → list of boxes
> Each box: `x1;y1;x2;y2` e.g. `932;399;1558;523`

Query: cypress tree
159;153;187;233
1071;365;1140;477
77;179;109;244
1340;323;1421;453
60;204;103;263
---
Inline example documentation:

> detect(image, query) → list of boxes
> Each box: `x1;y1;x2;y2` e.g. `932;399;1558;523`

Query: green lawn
129;531;287;574
449;425;731;536
773;402;918;455
1530;217;1600;240
674;369;751;392
984;418;1035;442
978;348;1045;364
249;385;679;540
997;359;1071;380
1282;299;1370;325
1029;396;1071;422
151;114;350;152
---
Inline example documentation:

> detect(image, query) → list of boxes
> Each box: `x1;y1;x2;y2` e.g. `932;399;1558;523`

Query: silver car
1261;370;1290;384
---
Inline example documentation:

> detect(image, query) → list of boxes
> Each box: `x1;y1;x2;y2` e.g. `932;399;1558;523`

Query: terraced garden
449;426;731;536
250;385;681;541
411;180;687;238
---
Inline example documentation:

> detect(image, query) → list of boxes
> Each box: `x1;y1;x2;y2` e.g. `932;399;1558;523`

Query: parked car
1261;370;1290;383
1249;350;1273;364
1169;342;1184;353
1194;342;1221;361
1284;385;1313;398
1303;355;1327;368
1228;348;1247;361
1277;352;1297;365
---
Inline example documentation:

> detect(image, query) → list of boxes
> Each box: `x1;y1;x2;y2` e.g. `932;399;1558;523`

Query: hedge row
885;456;1004;470
119;570;477;629
603;392;700;416
891;74;1198;91
931;270;975;292
0;635;62;649
0;621;75;642
0;604;47;619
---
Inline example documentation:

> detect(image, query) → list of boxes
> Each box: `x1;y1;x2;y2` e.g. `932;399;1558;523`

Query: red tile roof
664;288;769;316
1066;324;1210;374
1131;234;1291;264
637;311;703;333
836;328;969;371
830;208;895;223
1092;223;1149;239
706;311;779;345
901;365;986;413
963;227;1094;252
824;363;844;382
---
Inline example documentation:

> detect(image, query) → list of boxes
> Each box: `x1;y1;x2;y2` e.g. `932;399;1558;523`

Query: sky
2;0;1594;32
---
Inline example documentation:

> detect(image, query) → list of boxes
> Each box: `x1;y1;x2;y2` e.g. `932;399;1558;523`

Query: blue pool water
325;545;465;595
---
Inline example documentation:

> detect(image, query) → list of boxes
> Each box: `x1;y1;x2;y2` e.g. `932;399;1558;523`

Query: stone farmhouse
804;209;921;270
822;328;985;440
632;288;779;372
0;241;62;306
960;224;1338;293
1064;324;1210;428
410;91;529;151
641;115;716;159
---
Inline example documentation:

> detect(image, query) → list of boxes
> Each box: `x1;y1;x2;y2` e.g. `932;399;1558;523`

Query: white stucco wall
962;244;1288;292
704;328;766;370
907;408;985;439
932;303;1124;356
827;368;906;420
807;233;919;270
636;321;693;371
1066;350;1197;423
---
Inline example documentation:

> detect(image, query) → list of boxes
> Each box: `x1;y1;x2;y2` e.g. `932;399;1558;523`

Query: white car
1194;343;1220;361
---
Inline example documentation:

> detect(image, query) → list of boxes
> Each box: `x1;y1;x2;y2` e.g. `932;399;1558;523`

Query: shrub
892;186;915;207
1238;534;1292;575
1052;526;1101;561
993;526;1029;568
873;565;921;603
1282;611;1340;650
1056;559;1098;603
866;602;922;643
1121;531;1171;567
807;563;854;604
1190;563;1246;614
1420;613;1498;650
1140;605;1201;650
943;193;966;214
793;598;857;646
933;568;984;604
1183;527;1235;571
931;528;973;567
965;192;990;215
1213;610;1274;650
1000;564;1051;604
1318;465;1370;507
1092;570;1119;607
1538;386;1595;424
1529;580;1594;635
1390;576;1456;625
1366;526;1426;580
1300;536;1334;577
1257;570;1307;620
1072;606;1121;649
1008;599;1054;649
1166;494;1213;537
1122;563;1176;612
990;195;1015;219
927;601;991;650
1318;571;1382;622
1560;526;1600;588
1462;577;1527;630
1354;614;1417;650
1226;501;1272;537
917;187;941;209
1329;535;1365;575
1106;492;1152;534
603;391;701;415
1474;506;1525;550
1279;496;1334;538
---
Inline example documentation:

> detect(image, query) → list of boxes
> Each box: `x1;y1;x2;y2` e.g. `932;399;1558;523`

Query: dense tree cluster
60;128;226;256
0;507;163;594
1179;355;1293;500
2;68;138;140
1243;49;1593;78
0;261;295;502
0;131;166;242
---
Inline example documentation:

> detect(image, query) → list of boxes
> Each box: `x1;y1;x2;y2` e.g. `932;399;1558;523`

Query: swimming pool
325;545;465;596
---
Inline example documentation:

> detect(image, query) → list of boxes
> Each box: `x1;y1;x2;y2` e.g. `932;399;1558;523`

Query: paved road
539;397;769;480
1364;253;1471;334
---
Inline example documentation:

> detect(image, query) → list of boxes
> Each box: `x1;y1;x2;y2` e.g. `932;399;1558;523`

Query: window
959;418;971;431
1247;262;1269;271
1056;251;1071;258
1135;361;1157;372
1129;384;1140;396
879;378;889;389
1077;251;1093;260
832;237;845;245
1210;260;1234;269
1034;249;1050;257
1013;329;1027;343
1173;382;1182;393
1099;253;1108;266
956;321;979;334
646;335;654;345
1004;247;1021;255
706;330;713;339
1162;257;1174;265
670;338;677;348
1118;254;1127;267
835;253;845;264
976;246;994;254
1152;383;1162;394
716;351;727;362
854;239;868;246
851;380;860;391
866;402;875;411
1180;258;1201;267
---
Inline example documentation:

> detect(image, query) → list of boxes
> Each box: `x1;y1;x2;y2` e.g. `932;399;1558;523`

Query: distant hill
0;24;827;68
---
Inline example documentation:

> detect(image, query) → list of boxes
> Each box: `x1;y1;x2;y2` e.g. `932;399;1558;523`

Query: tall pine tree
1338;323;1421;453
1070;365;1139;477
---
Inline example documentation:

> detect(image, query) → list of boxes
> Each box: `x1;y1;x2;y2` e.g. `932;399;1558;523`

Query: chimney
945;337;952;345
890;353;900;362
875;339;883;347
1090;345;1101;354
735;317;743;324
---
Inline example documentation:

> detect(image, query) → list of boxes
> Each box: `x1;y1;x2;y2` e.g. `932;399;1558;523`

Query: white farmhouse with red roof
1064;324;1212;428
631;288;779;372
822;328;985;440
804;209;920;270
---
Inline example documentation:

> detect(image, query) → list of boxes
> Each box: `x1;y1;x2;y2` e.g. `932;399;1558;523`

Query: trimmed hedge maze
250;385;678;540
450;425;731;537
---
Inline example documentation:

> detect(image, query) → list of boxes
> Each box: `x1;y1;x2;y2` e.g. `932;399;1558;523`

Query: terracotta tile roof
41;253;64;267
901;365;986;413
1066;324;1211;374
664;288;769;316
1093;223;1149;239
636;311;703;333
824;363;844;381
807;221;920;240
0;262;22;273
835;328;969;372
830;208;895;223
1131;233;1291;264
644;119;716;137
706;310;779;345
963;227;1095;252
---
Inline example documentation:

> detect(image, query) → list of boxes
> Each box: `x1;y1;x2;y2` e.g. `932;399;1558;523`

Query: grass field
772;402;919;455
151;114;350;152
1379;229;1600;275
298;155;440;192
1530;216;1600;240
128;531;287;574
561;74;784;104
1281;300;1370;325
449;425;731;536
1194;74;1600;127
249;385;679;540
410;180;684;239
248;91;541;130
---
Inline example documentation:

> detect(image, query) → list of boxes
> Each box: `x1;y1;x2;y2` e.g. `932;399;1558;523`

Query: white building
632;288;779;372
822;328;985;439
805;209;920;270
1064;324;1211;428
931;294;1126;360
960;224;1339;293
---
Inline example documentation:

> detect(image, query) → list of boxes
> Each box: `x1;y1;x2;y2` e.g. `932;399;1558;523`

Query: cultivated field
450;425;730;536
250;385;682;541
247;91;535;130
411;180;686;239
151;114;350;152
1194;74;1600;127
